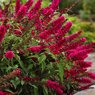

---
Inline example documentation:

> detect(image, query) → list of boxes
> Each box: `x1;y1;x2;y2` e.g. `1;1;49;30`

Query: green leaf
38;54;46;64
14;65;18;69
18;60;26;72
66;64;71;70
5;89;13;93
34;87;38;95
11;77;20;89
51;53;57;60
11;80;17;89
57;62;64;82
15;54;26;72
21;0;27;3
43;86;49;95
32;85;38;95
21;80;25;86
41;61;46;72
6;66;12;72
27;64;33;70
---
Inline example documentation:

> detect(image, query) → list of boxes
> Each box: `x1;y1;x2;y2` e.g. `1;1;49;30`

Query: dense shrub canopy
0;0;95;95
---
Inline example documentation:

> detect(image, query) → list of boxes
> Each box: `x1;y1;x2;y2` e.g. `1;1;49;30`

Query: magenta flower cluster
0;0;95;94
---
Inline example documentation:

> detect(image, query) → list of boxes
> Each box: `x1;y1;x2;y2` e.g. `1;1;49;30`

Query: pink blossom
62;21;72;34
62;40;83;51
28;0;41;19
16;5;27;20
27;46;45;53
23;76;31;81
5;50;14;59
6;24;11;29
77;42;95;50
76;77;92;84
49;44;60;54
39;30;49;39
30;0;41;13
64;31;82;42
0;25;6;43
62;37;86;52
51;0;60;10
31;30;35;36
68;48;94;61
15;0;21;14
46;80;63;95
69;69;77;76
52;16;65;27
25;0;33;9
80;37;86;42
78;84;91;90
0;91;11;95
0;9;2;18
42;7;54;16
14;30;22;36
35;18;43;31
23;76;40;82
87;72;95;79
75;60;92;68
58;21;72;37
0;91;6;95
34;0;41;10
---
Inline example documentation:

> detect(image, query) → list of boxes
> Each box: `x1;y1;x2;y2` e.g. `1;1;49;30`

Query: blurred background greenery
0;0;95;42
59;0;95;42
40;0;95;42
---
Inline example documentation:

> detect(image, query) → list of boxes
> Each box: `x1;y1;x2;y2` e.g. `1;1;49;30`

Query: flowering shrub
0;0;95;95
5;50;14;59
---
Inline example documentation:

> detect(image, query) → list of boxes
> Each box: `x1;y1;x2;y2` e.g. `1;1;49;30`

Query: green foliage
68;16;95;42
59;0;82;14
59;0;95;20
42;0;50;8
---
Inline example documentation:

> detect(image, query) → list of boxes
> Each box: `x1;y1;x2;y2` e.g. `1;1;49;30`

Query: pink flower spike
52;16;65;26
15;0;21;14
65;30;82;42
25;0;33;9
61;21;73;36
0;91;10;95
81;37;87;42
46;80;64;95
16;5;27;20
32;0;41;12
76;77;92;84
42;7;54;16
51;0;60;10
0;25;7;43
75;60;92;68
87;72;95;79
5;50;14;59
39;30;49;39
0;9;2;18
27;46;44;53
14;29;22;36
78;84;91;90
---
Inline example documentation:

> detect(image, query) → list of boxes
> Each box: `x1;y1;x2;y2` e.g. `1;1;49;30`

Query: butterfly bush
0;0;95;95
